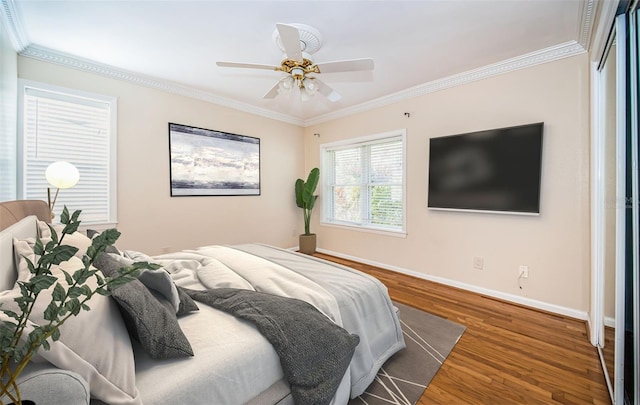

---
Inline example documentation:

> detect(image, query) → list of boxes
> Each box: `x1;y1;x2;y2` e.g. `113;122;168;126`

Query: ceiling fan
216;23;374;102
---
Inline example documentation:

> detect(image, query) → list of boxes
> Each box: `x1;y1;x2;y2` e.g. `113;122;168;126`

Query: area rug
349;302;466;405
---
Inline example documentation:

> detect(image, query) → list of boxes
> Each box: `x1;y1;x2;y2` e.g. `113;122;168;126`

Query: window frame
320;129;407;237
17;79;118;227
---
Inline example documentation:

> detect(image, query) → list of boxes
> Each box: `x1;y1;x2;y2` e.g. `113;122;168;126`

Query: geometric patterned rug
349;302;466;405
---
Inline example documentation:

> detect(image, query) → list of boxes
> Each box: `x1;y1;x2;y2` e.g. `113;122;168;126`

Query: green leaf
73;268;91;285
61;269;74;285
45;239;58;252
96;287;111;296
295;178;304;208
44;301;60;322
2;309;20;321
65;299;81;316
62;221;80;235
51;328;61;342
60;206;70;224
41;245;78;267
49;224;59;244
26;258;36;274
52;283;66;302
68;286;84;298
33;238;45;256
29;274;57;293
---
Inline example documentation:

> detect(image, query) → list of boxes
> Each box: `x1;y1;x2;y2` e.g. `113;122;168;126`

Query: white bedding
128;244;405;404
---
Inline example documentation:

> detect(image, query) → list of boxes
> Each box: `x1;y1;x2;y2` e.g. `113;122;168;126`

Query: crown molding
19;44;306;127
0;0;29;52
577;0;597;50
305;40;587;126
6;0;589;128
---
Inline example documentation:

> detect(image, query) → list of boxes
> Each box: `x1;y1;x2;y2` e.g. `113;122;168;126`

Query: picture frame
168;123;260;196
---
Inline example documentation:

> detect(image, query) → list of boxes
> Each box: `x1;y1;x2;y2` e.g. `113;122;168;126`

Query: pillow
5;239;142;405
92;253;194;359
0;216;38;291
176;285;199;316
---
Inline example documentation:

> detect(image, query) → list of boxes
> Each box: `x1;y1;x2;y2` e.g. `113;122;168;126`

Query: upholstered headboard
0;200;50;231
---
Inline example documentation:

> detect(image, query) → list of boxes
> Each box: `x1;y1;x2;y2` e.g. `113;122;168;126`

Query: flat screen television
427;122;544;215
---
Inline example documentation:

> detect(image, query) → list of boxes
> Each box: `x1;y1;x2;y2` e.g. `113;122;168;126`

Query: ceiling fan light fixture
302;77;317;94
278;76;294;94
300;86;313;102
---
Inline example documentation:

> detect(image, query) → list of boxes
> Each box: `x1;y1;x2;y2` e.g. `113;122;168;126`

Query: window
321;130;406;234
18;80;117;225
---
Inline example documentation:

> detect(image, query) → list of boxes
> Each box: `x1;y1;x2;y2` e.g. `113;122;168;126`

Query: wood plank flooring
314;253;612;405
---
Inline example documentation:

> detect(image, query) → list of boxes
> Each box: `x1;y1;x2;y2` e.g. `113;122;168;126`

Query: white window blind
20;81;116;224
322;131;406;233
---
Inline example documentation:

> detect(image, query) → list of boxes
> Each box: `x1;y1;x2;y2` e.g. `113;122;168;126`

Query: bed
0;200;405;404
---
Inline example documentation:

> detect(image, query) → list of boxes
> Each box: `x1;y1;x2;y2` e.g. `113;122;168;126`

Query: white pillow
5;239;142;405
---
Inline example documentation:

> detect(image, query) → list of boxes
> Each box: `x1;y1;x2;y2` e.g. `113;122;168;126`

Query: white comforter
127;244;405;405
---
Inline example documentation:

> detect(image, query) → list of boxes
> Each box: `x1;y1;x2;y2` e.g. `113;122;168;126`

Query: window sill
320;221;407;238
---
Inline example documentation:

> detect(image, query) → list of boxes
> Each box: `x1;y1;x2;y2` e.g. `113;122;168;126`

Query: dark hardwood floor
314;253;612;405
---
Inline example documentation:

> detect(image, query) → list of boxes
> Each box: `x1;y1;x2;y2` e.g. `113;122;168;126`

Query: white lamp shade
46;161;80;189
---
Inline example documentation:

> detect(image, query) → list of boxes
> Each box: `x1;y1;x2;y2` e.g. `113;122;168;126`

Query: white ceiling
4;0;590;125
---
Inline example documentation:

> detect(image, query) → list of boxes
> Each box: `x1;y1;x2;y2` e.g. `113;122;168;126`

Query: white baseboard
316;248;589;321
604;316;615;328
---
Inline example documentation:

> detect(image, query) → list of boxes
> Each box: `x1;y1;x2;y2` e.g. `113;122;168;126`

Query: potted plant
295;167;319;254
0;207;156;404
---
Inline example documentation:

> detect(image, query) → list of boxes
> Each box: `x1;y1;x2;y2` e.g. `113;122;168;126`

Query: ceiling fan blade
217;61;279;71
263;81;281;99
315;58;374;74
276;23;303;61
315;79;341;102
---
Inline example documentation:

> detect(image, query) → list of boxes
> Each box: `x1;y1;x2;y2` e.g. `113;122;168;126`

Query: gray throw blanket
184;288;360;405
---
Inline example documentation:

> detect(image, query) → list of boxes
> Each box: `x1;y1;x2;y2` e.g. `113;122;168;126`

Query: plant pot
299;234;317;255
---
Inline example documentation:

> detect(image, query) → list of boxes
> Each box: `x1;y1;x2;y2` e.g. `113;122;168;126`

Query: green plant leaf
61;269;74;285
52;283;66;302
2;309;20;321
41;245;78;267
62;221;80;235
302;168;320;206
44;301;60;322
65;299;81;316
295;178;304;208
67;286;84;299
33;238;44;256
49;224;59;244
29;274;57;294
60;206;70;224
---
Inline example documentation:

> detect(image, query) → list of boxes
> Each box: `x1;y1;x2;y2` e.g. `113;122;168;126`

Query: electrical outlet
473;256;484;270
519;265;529;278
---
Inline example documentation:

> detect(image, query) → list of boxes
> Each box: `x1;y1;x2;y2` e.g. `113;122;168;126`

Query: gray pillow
176;286;199;316
93;253;193;359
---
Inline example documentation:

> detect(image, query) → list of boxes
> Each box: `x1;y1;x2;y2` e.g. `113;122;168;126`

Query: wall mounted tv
427;122;544;215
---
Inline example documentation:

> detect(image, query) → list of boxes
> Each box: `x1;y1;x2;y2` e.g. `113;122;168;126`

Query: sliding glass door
615;5;639;404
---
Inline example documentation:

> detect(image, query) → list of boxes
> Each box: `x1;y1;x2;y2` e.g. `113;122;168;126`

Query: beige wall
18;57;305;254
305;54;591;313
